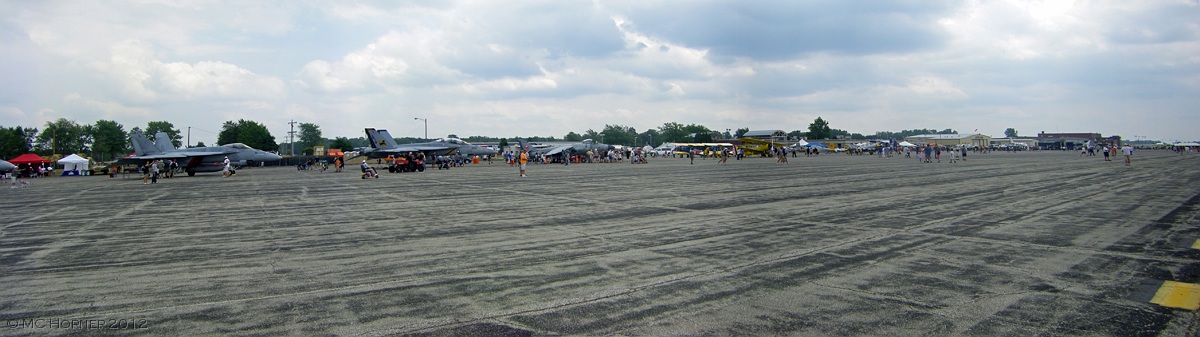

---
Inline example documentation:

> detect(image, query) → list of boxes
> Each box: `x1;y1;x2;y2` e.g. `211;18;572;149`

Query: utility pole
288;120;298;156
414;117;427;140
187;126;191;148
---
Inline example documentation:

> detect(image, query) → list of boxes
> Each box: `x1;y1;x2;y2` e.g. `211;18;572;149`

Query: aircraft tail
516;138;529;152
375;129;400;148
365;128;400;149
153;132;176;152
130;131;161;156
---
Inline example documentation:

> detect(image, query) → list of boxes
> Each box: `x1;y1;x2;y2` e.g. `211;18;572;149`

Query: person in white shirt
222;156;233;177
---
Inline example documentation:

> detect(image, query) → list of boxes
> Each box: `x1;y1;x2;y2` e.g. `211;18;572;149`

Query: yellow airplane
738;138;789;156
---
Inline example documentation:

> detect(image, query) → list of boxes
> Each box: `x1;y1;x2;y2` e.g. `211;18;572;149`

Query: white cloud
62;93;154;119
98;39;286;102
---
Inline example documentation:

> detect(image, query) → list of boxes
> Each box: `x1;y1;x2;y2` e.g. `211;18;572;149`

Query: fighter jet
117;131;282;176
362;128;498;158
0;159;15;172
517;138;614;160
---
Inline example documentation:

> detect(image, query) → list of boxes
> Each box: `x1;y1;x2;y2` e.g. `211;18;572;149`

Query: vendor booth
58;154;90;176
7;154;51;177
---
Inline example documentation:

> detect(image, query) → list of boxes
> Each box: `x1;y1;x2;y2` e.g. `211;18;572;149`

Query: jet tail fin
153;132;177;152
375;129;400;148
130;131;161;156
516;138;529;152
365;128;385;149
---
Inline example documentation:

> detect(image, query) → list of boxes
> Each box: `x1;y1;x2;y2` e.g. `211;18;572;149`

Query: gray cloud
614;1;955;61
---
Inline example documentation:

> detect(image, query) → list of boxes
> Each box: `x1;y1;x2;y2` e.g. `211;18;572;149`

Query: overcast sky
3;0;1198;146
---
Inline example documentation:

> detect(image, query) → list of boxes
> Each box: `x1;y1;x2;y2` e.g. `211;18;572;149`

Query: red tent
8;154;51;165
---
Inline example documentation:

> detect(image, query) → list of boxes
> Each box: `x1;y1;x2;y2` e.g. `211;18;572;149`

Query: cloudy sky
2;0;1198;146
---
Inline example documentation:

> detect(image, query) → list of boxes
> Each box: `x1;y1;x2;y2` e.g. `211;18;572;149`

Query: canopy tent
7;153;51;165
58;154;90;176
1175;142;1200;147
898;141;917;147
794;139;809;147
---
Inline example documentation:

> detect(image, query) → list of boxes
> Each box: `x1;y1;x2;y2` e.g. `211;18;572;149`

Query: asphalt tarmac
2;150;1199;336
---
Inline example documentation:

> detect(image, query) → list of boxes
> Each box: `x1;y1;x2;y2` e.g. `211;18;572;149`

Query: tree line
2;115;989;160
0;118;279;161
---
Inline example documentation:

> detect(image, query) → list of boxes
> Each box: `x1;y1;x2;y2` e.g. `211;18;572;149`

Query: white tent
898;141;917;147
57;154;89;176
794;139;809;147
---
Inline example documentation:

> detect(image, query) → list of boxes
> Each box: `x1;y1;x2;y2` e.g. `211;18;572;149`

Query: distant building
1037;132;1102;139
1035;131;1119;150
905;134;991;147
742;130;788;143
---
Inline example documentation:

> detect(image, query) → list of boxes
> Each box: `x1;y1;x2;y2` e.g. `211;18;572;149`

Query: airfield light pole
414;117;427;141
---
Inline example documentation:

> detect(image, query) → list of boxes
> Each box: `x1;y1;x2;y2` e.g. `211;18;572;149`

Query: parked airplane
117;131;282;176
362;128;498;158
517;138;614;159
0;159;15;172
738;138;788;156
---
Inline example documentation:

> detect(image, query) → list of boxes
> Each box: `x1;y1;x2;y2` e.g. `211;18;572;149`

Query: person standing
151;160;160;184
518;150;529;177
222;156;233;177
142;162;151;184
1122;144;1134;166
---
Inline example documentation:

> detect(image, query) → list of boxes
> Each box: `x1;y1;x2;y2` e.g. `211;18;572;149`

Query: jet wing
116;151;230;164
366;146;457;157
543;146;571;156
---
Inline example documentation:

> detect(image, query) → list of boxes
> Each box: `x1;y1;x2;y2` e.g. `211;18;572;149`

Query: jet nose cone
265;152;283;161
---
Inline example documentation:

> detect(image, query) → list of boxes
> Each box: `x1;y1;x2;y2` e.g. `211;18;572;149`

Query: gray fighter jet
117;131;282;176
517;138;614;160
0;159;15;172
362;128;498;158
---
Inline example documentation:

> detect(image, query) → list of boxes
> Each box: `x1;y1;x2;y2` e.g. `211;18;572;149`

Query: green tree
682;124;713;142
90;120;128;161
0;126;37;159
195;141;206;147
582;129;601;141
498;138;509;151
1004;128;1018;137
329;137;353;151
601;124;636;145
787;130;806;140
807;117;832;140
36;118;89;155
564;131;583;142
735;128;750;138
657;122;690;143
298;123;323;149
145;121;182;148
637;129;661;147
217;119;278;151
